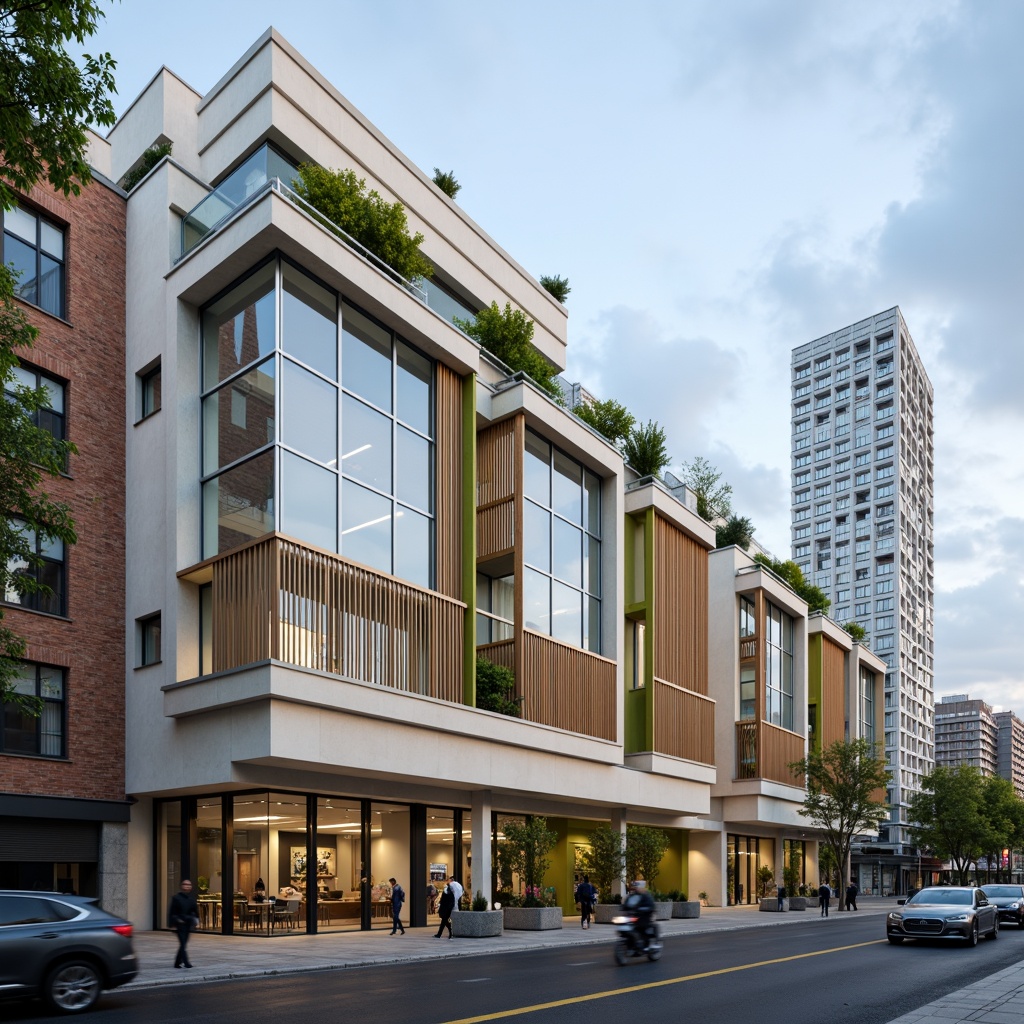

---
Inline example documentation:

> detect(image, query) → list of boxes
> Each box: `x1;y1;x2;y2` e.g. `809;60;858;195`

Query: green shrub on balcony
475;656;519;717
293;163;433;283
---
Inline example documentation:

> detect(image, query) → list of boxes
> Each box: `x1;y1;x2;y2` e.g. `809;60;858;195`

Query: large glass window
765;601;794;730
1;662;65;756
5;365;66;469
860;667;876;746
521;430;601;652
2;203;65;317
3;517;66;616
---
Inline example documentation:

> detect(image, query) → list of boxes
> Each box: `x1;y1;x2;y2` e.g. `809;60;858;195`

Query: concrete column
471;790;492;907
99;821;129;920
611;807;628;900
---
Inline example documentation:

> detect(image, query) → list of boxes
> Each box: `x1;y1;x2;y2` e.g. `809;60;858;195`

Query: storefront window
157;801;182;928
195;797;222;931
314;798;362;932
369;803;410;929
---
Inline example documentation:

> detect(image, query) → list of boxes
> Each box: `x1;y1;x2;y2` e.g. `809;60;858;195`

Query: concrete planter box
759;898;788;912
594;904;624;924
452;910;503;937
502;906;563;931
672;901;701;919
654;901;673;921
787;897;808;911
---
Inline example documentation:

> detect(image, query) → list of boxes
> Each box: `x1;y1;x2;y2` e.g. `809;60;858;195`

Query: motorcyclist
623;879;656;948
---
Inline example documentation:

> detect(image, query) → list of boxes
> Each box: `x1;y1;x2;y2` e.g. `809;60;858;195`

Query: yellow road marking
440;939;884;1024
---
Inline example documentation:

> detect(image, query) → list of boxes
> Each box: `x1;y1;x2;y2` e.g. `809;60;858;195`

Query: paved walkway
124;898;1024;1024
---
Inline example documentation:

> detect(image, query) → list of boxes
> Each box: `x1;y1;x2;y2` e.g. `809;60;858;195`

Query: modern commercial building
995;710;1024;799
934;695;998;775
790;308;934;894
0;166;130;909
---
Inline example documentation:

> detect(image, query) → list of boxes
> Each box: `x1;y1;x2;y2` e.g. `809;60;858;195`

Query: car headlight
888;912;903;921
944;913;969;922
1011;902;1021;910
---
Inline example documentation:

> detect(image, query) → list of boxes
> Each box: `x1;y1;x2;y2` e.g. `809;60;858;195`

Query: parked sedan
980;884;1024;928
887;886;999;946
0;891;137;1014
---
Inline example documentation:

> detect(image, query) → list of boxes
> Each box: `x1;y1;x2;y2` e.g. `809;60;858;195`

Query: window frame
1;662;66;758
1;202;66;319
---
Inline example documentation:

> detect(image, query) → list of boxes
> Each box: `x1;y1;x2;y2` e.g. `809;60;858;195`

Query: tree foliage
909;764;1024;885
475;655;519;717
680;456;732;522
0;0;117;210
843;621;867;642
431;167;461;199
716;514;755;550
622;419;670;478
455;301;562;399
625;825;670;890
572;396;635;448
499;817;557;904
293;163;433;282
539;274;570;303
753;553;831;614
789;738;889;908
582;825;625;903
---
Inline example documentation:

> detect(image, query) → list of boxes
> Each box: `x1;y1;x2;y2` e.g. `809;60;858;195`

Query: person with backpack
434;882;455;939
388;877;405;934
576;874;597;929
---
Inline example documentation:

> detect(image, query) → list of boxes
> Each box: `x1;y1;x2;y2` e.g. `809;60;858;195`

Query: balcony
654;679;715;764
192;534;465;702
478;631;616;741
735;720;805;785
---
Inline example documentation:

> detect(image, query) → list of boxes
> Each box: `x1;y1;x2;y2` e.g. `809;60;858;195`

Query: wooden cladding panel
653;515;709;694
520;631;616;740
211;535;464;703
476;418;519;561
821;637;847;747
477;501;515;561
735;720;805;786
653;679;715;764
435;363;463;601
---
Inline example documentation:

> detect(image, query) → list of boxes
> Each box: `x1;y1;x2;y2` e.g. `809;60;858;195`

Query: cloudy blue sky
90;1;1021;713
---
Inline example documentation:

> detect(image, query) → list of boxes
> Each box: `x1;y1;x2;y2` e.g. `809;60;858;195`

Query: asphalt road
5;915;1024;1024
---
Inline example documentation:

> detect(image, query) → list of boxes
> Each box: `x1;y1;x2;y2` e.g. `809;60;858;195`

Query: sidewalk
122;897;1024;1024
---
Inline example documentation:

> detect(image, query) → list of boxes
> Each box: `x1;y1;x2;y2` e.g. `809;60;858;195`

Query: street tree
789;738;889;909
0;0;115;709
979;774;1024;882
680;455;732;522
909;764;992;885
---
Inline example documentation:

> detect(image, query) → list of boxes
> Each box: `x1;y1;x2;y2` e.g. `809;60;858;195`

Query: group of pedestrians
817;880;859;917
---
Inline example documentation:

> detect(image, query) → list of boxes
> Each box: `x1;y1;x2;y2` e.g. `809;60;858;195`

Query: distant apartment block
995;710;1024;799
935;695;998;775
791;308;934;894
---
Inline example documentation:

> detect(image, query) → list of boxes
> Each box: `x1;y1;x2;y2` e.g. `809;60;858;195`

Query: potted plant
499;818;563;930
626;825;672;919
582;825;626;924
666;888;701;919
452;890;503;937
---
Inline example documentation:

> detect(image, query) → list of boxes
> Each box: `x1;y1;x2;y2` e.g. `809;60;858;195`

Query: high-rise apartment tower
790;307;934;894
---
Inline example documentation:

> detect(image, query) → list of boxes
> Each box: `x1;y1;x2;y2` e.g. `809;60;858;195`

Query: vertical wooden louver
435;363;463;601
821;636;847;747
476;417;519;561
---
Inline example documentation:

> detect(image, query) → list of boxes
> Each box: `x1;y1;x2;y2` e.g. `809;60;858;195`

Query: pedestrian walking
818;882;831;918
389;877;405;934
777;883;786;911
577;874;597;929
434;882;455;938
168;879;198;968
845;881;859;911
447;876;464;911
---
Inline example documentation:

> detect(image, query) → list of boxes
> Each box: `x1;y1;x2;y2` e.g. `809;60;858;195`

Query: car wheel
967;921;979;947
887;935;904;944
989;917;999;940
44;960;102;1014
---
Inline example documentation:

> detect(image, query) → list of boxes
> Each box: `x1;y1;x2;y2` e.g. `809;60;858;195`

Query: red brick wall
2;175;127;803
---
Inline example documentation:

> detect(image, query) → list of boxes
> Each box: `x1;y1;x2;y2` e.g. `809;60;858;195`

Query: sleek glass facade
201;257;435;589
764;602;794;730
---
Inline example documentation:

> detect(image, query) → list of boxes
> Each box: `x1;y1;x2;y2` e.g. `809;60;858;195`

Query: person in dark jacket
845;881;859;911
434;882;455;939
818;882;831;918
576;874;597;929
169;879;198;968
389;877;405;934
623;880;656;947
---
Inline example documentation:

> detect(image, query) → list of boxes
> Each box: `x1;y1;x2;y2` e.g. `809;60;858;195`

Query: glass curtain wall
765;602;794;730
157;802;181;930
195;797;223;931
368;803;410;928
727;834;767;906
425;809;455;926
313;798;363;932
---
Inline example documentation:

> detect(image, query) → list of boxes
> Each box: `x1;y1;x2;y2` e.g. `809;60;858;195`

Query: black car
886;886;999;946
980;884;1024;928
0;891;137;1014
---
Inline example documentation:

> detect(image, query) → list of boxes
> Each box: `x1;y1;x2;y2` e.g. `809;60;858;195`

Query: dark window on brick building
2;203;65;318
5;364;67;471
1;663;66;757
3;517;66;616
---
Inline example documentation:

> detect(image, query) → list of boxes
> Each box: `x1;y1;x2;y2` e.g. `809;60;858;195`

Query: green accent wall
462;372;477;707
624;509;655;753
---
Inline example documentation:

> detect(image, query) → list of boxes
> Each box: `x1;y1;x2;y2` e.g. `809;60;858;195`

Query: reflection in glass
343;395;392;492
397;341;432;435
158;801;182;937
282;359;336;465
394;505;431;589
203;357;276;475
202;262;276;390
342;480;392;574
552;450;582;524
523;500;551;572
584;471;601;537
203;450;275;558
396;427;431;510
553;518;582;586
585;596;601;654
342;303;392;412
524;432;550;505
282;263;337;380
195;797;223;932
586;535;601;595
551;580;582;646
523;568;550;634
281;452;337;551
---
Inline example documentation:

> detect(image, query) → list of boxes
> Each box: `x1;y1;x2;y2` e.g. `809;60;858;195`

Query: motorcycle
612;913;662;964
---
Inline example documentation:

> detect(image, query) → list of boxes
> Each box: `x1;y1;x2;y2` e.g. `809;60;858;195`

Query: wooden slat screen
477;639;514;671
653;514;709;694
211;535;464;703
476;418;518;561
653;678;715;764
821;637;847;747
520;630;616;740
435;363;463;601
735;720;805;786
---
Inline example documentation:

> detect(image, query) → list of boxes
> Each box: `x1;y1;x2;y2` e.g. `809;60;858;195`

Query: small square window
138;362;162;420
138;613;161;667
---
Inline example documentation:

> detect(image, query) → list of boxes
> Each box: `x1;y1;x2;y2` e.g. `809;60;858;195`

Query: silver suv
0;891;137;1014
